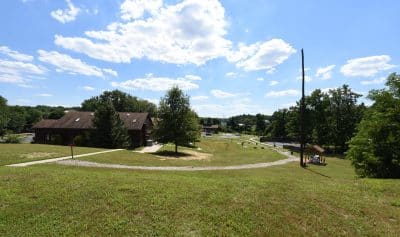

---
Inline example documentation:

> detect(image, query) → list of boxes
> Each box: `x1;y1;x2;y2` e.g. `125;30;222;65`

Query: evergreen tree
91;100;130;148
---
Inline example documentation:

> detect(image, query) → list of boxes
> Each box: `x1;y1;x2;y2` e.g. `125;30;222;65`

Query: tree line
266;84;366;153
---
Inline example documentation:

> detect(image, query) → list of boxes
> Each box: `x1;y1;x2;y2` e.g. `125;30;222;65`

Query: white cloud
185;75;202;81
361;77;386;85
36;93;53;97
111;74;199;91
340;55;395;77
296;75;312;82
225;72;237;78
55;0;231;65
82;86;95;91
50;0;80;24
316;65;335;80
193;98;273;117
210;89;237;98
120;0;162;20
269;80;278;86
102;68;118;77
256;77;264;81
192;95;209;101
37;50;115;78
265;89;299;97
54;0;295;71
0;46;33;62
227;38;296;72
0;59;47;85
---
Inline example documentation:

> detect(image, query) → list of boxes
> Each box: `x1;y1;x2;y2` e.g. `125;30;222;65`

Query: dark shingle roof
32;119;58;128
33;111;150;130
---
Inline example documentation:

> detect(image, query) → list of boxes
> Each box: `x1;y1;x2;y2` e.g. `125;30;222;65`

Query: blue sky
0;0;399;117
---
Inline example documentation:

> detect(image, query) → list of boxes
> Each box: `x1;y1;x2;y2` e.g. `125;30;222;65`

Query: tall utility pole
300;49;305;167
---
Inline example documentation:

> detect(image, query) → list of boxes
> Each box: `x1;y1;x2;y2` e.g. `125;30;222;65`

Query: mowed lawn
0;144;106;165
79;136;284;167
1;157;400;236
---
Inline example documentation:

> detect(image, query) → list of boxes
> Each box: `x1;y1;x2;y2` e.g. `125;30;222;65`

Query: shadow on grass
304;167;332;178
151;150;191;158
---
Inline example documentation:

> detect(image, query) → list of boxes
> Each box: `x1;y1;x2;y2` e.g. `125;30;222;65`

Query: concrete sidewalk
6;149;123;167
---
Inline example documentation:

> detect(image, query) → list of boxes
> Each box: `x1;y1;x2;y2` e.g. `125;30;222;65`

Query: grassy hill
0;139;399;236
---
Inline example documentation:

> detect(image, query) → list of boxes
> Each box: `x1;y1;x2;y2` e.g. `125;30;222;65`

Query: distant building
202;124;219;134
33;111;152;147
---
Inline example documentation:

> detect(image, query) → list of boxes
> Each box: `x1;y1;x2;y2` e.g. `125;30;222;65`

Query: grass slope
0;144;105;165
1;158;399;236
79;137;284;167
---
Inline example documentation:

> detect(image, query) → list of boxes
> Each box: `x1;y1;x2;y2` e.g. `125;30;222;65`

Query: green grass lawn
0;144;106;165
0;157;399;236
78;136;284;167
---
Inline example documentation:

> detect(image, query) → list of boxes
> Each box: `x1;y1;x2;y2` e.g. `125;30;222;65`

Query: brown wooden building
33;111;153;147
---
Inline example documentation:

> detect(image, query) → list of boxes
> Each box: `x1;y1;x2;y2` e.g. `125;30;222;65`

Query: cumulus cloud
315;65;335;80
256;77;264;81
55;0;231;65
111;74;200;91
269;80;278;86
227;39;296;72
50;0;80;24
37;50;116;78
120;0;162;20
210;89;238;98
185;75;202;81
361;77;386;85
54;0;296;70
265;89;299;97
0;46;33;62
340;55;395;77
0;59;47;85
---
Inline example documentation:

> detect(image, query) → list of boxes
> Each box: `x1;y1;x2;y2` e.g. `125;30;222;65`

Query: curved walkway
56;156;298;171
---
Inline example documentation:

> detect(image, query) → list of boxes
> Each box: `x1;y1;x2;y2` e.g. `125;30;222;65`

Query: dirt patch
19;152;59;159
156;149;212;160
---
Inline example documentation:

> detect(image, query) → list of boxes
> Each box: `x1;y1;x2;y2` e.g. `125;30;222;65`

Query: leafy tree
255;113;266;135
347;73;400;178
269;109;288;139
0;96;9;136
327;85;363;152
47;107;65;119
90;99;130;149
154;87;200;153
81;90;157;116
7;106;26;133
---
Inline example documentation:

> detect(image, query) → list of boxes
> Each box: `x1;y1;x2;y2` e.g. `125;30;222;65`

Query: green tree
154;87;200;153
347;73;400;178
255;113;266;135
0;96;9;136
81;90;157;116
90;99;130;148
7;106;26;133
327;85;363;152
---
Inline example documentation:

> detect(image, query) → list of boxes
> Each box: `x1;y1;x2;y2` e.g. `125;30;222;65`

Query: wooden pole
300;49;305;167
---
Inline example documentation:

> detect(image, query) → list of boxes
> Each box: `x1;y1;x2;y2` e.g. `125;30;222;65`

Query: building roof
32;119;58;128
33;111;151;130
309;145;325;153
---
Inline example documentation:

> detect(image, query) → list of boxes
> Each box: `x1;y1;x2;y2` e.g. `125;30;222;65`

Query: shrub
4;134;21;143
